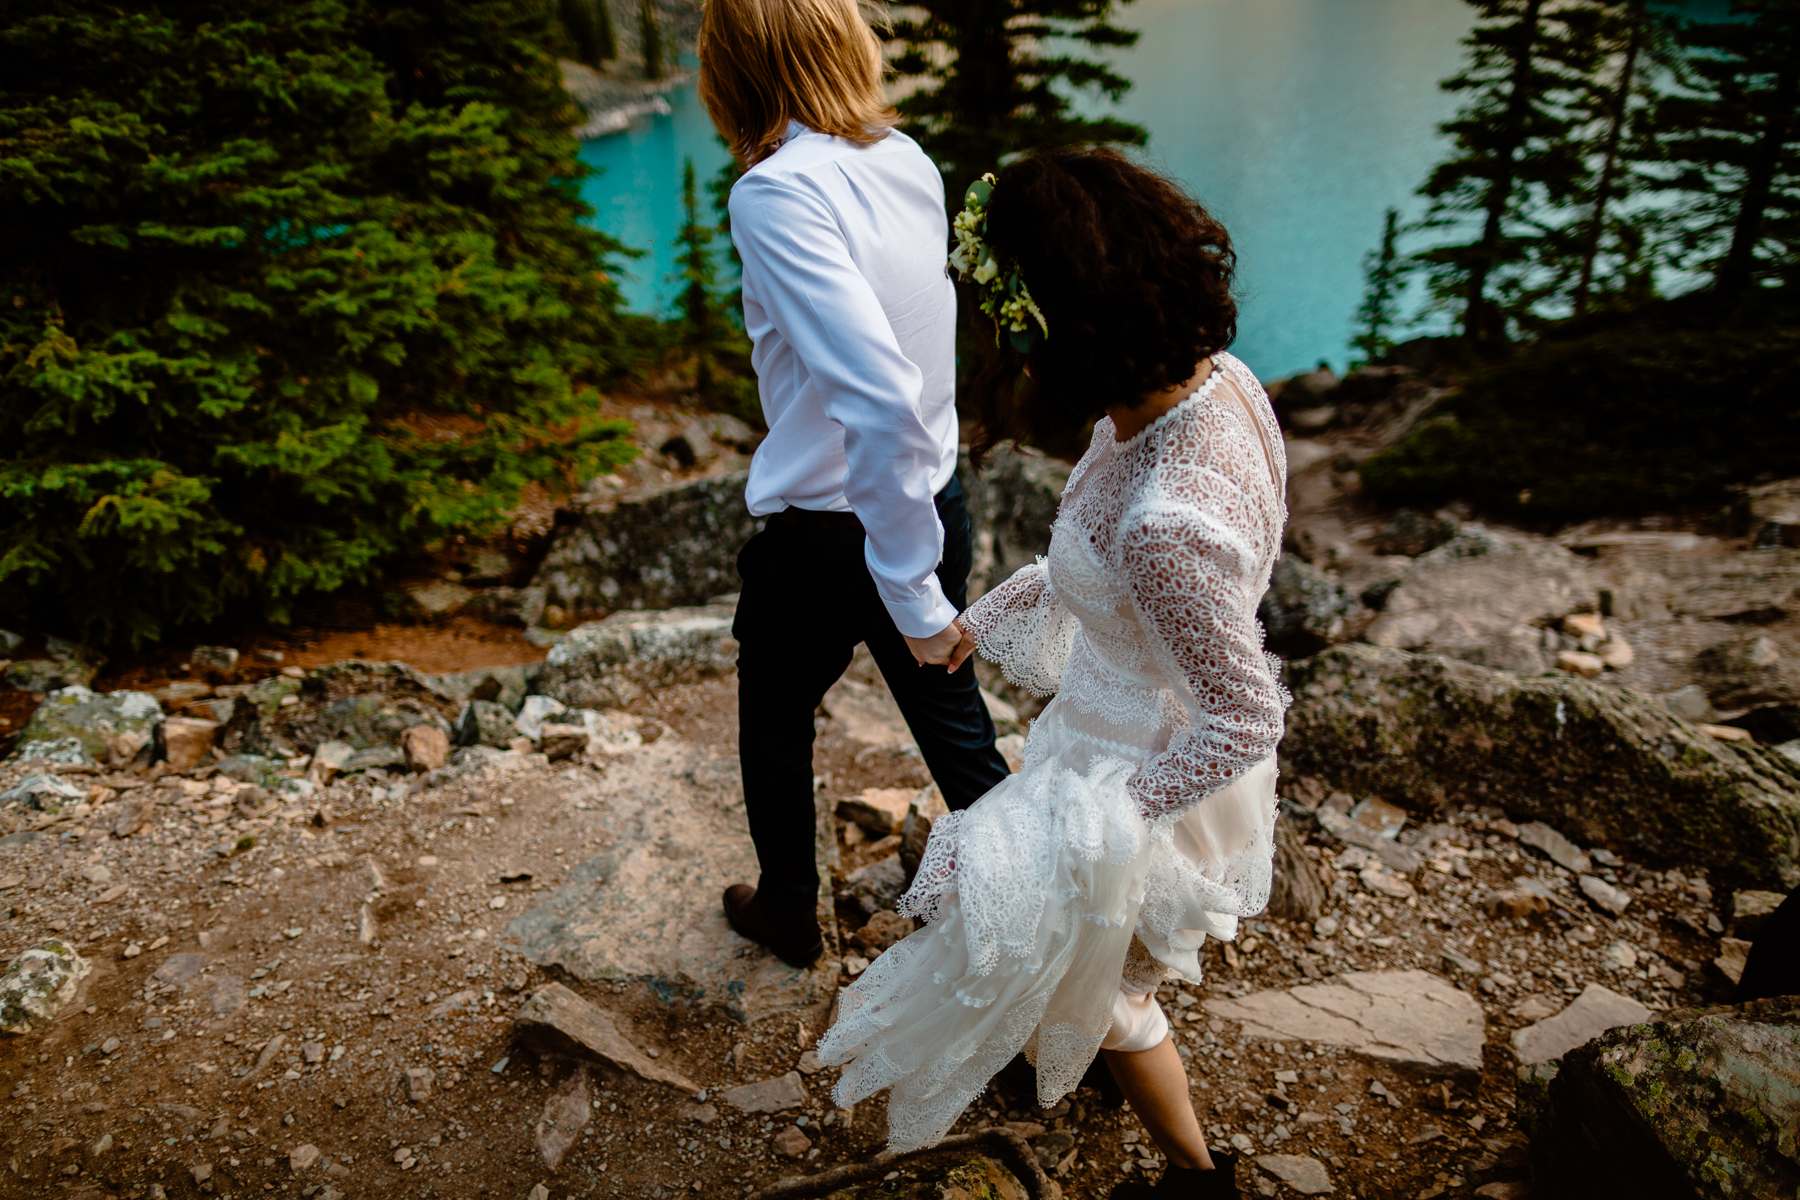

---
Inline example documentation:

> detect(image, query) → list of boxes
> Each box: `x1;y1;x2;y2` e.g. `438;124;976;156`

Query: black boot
1109;1150;1240;1199
1080;1054;1128;1108
722;884;824;968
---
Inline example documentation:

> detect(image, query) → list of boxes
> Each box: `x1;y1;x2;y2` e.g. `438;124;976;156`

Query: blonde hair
699;0;897;164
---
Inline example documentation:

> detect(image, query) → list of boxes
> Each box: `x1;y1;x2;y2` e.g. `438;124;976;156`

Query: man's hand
906;618;977;672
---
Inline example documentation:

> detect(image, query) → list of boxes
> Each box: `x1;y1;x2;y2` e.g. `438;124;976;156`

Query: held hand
905;618;976;671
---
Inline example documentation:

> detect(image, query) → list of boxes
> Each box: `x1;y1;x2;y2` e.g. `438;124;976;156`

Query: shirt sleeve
960;559;1078;696
729;172;957;639
1120;472;1289;822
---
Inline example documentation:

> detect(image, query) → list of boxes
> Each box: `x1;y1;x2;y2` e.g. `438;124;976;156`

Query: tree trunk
1573;2;1644;317
1718;50;1797;296
1268;820;1328;923
1465;0;1544;347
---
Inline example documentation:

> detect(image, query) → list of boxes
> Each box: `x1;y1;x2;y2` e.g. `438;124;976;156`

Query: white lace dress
816;353;1291;1152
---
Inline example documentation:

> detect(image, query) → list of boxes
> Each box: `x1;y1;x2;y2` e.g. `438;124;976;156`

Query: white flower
972;256;999;285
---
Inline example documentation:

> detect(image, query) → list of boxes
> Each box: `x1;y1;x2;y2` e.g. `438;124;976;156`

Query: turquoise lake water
574;0;1711;378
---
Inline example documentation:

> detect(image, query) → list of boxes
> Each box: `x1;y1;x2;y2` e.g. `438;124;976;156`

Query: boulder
1270;364;1340;411
220;662;456;757
961;446;1071;598
1204;969;1485;1078
1363;525;1600;674
534;472;760;615
216;752;294;790
0;940;90;1035
1744;477;1800;548
13;686;161;766
400;725;450;772
505;730;838;1024
1524;996;1800;1200
2;655;98;693
0;773;86;814
837;788;912;838
1369;509;1460;558
1258;556;1358;658
189;645;240;681
514;695;568;741
1694;632;1794;713
1675;548;1800;624
454;700;519;749
157;716;219;772
427;664;532;712
398;579;474;620
529;607;737;710
1283;645;1800;888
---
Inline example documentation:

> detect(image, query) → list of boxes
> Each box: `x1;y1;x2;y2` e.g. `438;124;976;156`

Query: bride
816;147;1289;1200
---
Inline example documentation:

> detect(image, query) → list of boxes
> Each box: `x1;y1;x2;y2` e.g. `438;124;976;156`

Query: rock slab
1511;983;1654;1065
1205;969;1485;1077
720;1072;807;1115
534;1068;592;1171
1257;1153;1333;1195
1283;644;1800;888
505;732;838;1024
1363;525;1598;673
1525;996;1800;1199
514;983;696;1094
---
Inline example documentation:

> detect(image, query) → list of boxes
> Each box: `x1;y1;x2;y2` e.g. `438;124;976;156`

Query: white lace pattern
818;353;1290;1152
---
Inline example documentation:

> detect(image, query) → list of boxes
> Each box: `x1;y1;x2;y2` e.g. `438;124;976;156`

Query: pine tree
1660;0;1800;296
888;1;1147;204
1412;0;1593;345
0;0;635;647
708;150;747;319
1551;0;1678;316
1353;209;1405;365
560;0;616;65
597;0;617;62
675;159;722;397
639;0;665;82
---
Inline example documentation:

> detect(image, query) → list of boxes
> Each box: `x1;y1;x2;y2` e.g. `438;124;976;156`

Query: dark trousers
733;473;1012;912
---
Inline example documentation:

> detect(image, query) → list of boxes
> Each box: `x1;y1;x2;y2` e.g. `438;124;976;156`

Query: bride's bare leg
1101;1038;1216;1170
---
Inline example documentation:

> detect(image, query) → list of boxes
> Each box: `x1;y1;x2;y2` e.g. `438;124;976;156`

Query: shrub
1360;322;1800;521
0;0;635;648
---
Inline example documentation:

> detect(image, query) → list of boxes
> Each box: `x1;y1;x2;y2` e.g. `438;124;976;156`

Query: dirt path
0;639;1732;1200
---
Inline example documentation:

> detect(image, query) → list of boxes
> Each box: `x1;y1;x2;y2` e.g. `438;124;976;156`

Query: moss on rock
1526;997;1800;1199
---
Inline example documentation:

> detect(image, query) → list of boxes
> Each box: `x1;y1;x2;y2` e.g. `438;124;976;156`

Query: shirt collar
780;120;808;147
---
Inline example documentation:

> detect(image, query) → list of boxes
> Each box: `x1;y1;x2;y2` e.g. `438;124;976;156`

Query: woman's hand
906;617;977;672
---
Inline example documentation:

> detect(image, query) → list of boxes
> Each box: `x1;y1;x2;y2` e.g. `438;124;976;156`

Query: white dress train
816;352;1292;1153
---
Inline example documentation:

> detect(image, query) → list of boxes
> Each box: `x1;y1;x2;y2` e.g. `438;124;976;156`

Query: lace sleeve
1121;473;1288;822
959;559;1078;697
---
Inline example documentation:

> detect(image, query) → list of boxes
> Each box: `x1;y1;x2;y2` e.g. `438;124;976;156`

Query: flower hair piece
949;173;1049;352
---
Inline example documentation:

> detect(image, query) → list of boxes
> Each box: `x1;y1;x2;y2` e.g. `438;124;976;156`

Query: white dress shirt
729;122;961;639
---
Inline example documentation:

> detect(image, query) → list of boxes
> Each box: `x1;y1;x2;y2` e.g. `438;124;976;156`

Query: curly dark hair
967;146;1237;460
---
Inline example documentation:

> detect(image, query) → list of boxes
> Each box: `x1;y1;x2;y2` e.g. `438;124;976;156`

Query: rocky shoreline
2;361;1797;1198
561;58;693;141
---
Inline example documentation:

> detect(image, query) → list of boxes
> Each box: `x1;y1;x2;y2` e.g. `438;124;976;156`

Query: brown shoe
722;884;824;969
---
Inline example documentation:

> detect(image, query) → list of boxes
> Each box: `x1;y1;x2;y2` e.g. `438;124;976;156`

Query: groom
697;0;1010;968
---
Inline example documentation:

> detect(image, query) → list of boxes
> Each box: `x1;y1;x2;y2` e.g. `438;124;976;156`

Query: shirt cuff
881;578;960;640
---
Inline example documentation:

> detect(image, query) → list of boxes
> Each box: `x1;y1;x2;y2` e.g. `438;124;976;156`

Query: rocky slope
2;361;1797;1198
